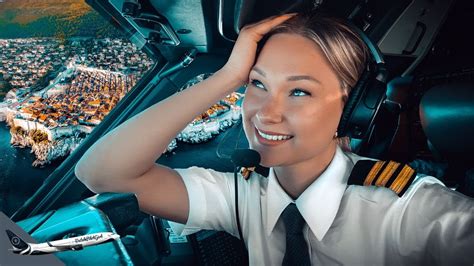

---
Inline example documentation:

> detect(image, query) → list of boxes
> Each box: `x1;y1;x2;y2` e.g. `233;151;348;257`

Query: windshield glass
0;0;155;216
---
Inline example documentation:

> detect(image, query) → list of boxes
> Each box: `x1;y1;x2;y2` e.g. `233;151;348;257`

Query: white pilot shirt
169;146;474;265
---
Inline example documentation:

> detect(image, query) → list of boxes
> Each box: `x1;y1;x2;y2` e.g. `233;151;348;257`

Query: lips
254;126;293;145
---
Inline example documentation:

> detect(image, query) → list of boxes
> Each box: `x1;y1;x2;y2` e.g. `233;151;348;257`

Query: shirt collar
265;146;354;241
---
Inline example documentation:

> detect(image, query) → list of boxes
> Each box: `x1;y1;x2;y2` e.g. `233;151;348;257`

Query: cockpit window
0;1;155;216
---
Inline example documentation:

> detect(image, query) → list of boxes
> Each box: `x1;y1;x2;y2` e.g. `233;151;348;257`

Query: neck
274;142;338;200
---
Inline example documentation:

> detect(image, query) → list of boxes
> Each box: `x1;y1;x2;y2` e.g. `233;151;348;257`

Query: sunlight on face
242;33;345;167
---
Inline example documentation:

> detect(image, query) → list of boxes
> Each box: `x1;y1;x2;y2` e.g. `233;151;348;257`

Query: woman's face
242;33;345;167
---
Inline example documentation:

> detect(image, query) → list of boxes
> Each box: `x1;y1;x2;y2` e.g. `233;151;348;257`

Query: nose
256;95;284;124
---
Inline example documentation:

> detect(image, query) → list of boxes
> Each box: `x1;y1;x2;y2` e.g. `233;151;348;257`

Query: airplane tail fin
6;230;29;250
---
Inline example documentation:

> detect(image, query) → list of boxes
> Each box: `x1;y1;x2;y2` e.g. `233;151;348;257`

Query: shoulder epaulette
347;160;417;197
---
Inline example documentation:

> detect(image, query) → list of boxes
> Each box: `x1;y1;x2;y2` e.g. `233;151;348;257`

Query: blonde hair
260;12;370;152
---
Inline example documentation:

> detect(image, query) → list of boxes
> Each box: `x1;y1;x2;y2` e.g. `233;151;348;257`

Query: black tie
281;203;311;266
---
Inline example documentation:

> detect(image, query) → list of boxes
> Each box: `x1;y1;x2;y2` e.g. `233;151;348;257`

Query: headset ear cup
337;19;388;140
337;69;371;137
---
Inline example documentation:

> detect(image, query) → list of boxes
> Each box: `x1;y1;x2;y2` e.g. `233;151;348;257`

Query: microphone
231;148;269;179
231;148;261;168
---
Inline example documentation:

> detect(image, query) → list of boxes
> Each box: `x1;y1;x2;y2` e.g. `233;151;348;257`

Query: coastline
0;109;61;217
8;123;83;167
1;100;83;167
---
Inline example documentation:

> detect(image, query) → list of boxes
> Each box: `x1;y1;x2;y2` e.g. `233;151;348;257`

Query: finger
255;13;297;24
244;13;297;32
248;13;297;36
245;13;296;30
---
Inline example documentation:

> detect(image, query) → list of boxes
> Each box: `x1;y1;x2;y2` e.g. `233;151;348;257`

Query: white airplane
6;229;121;255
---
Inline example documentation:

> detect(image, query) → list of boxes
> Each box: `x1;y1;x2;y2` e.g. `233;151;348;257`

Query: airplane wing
46;241;84;251
46;242;84;251
69;245;83;251
46;241;72;248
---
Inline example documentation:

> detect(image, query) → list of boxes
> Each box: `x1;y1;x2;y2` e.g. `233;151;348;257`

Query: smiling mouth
255;127;293;144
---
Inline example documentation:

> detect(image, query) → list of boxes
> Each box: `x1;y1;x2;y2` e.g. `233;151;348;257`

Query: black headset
336;23;387;140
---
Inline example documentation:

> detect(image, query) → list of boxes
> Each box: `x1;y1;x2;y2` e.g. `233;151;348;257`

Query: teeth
257;129;292;141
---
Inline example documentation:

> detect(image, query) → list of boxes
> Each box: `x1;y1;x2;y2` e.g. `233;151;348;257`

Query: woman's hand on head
220;13;297;87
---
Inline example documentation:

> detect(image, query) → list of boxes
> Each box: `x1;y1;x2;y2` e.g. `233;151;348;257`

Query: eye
250;79;266;90
290;88;311;97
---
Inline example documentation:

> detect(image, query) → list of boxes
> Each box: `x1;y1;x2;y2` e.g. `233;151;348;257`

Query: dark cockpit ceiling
100;0;454;78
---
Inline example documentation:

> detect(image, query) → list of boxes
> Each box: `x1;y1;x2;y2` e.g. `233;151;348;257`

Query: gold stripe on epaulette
391;165;413;193
375;161;400;187
363;161;385;186
389;164;415;195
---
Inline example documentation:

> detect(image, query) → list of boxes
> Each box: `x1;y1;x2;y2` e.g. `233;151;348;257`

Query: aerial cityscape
0;0;156;215
0;38;153;167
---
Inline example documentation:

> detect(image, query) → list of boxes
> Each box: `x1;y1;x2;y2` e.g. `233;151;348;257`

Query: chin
248;145;281;167
259;159;272;168
257;153;281;168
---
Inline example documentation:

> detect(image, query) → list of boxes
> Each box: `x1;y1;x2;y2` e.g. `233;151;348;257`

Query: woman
75;12;473;265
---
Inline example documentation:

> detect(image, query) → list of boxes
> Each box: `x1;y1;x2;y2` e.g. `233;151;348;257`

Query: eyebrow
251;67;322;85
